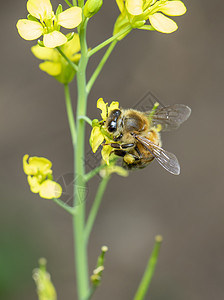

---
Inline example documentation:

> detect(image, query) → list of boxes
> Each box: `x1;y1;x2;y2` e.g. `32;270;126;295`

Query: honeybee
104;103;191;175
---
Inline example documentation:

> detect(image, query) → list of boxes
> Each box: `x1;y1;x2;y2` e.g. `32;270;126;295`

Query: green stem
133;235;163;300
64;0;73;7
84;176;110;244
86;40;117;94
78;0;84;7
73;18;89;300
73;0;77;5
88;26;132;58
78;115;92;126
84;157;117;182
64;84;76;145
83;286;96;300
57;47;78;72
52;198;76;215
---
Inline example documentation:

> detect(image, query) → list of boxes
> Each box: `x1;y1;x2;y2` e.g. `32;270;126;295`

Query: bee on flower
114;0;187;37
90;98;191;175
16;0;82;48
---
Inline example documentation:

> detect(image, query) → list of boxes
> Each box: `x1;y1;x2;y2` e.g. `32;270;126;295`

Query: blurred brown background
1;0;224;299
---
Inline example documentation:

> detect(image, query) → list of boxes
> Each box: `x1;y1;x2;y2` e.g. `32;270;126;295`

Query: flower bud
84;0;103;18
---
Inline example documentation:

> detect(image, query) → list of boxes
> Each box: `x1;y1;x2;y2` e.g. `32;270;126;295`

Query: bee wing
135;135;180;175
149;104;191;131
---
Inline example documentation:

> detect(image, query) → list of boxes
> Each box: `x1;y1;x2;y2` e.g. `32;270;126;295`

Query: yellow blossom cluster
16;0;82;48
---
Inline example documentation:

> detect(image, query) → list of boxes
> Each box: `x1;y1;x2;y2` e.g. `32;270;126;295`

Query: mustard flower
31;33;81;83
114;0;186;36
16;0;82;48
89;98;119;165
23;154;62;199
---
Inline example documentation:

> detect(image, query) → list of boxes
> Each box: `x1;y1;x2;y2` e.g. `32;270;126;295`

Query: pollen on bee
124;153;135;164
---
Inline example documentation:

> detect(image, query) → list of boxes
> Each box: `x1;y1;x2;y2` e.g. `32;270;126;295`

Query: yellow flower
89;98;119;165
16;0;82;48
114;0;186;35
33;258;57;300
23;154;62;199
31;33;81;83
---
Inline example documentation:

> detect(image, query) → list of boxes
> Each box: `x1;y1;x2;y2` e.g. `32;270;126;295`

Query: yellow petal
29;156;52;175
108;101;119;114
72;53;81;63
16;19;43;40
126;0;143;15
116;0;125;13
97;98;107;120
62;33;80;59
23;154;32;174
57;7;82;29
149;13;178;33
23;154;53;176
23;155;44;175
31;44;58;60
39;180;62;199
43;31;67;48
39;61;62;76
27;175;41;193
101;145;113;165
90;126;105;153
27;0;53;20
159;1;187;16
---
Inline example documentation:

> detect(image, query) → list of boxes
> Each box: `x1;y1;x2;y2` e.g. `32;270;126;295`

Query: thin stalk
57;47;78;72
52;198;76;215
88;26;132;58
83;286;96;300
73;18;89;300
84;176;110;244
78;115;92;126
133;235;163;300
84;158;117;182
78;0;84;7
64;84;76;145
64;0;73;7
87;41;117;94
73;0;77;5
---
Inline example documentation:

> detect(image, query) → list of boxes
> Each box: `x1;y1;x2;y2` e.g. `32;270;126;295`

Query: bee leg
109;143;121;149
121;143;135;149
109;142;135;150
135;145;143;158
113;150;127;157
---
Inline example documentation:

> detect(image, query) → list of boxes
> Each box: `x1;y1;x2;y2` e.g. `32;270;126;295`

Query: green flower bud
84;0;103;18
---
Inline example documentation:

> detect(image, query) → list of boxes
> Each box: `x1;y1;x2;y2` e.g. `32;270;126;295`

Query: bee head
106;109;121;132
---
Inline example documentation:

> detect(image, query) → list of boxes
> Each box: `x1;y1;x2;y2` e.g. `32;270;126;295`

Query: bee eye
113;110;121;117
108;120;117;132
